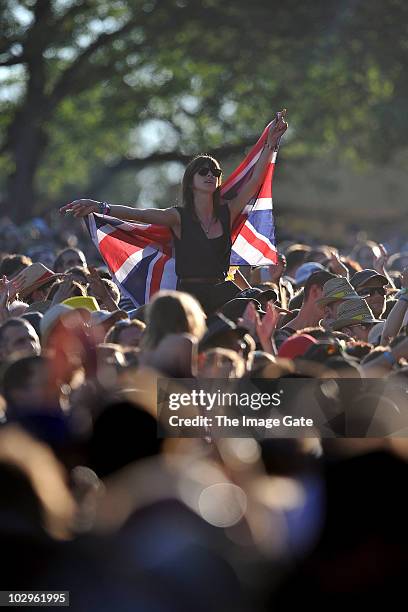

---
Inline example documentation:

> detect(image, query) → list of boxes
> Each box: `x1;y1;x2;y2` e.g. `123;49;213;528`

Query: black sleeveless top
173;204;232;279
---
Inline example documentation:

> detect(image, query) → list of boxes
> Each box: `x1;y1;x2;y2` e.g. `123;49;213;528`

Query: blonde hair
141;290;206;350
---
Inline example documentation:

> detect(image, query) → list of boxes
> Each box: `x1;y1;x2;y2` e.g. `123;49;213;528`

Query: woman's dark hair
181;155;222;219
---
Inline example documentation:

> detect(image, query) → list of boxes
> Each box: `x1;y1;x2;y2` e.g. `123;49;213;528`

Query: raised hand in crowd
266;109;288;150
59;199;101;217
256;301;281;355
373;243;395;288
238;301;259;339
380;267;408;345
0;274;25;323
50;278;74;306
87;267;118;312
328;250;349;278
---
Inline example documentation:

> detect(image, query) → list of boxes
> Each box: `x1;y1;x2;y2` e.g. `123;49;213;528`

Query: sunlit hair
181;155;222;219
141;290;206;350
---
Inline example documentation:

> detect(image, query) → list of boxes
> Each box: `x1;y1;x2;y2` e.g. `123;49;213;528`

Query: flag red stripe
239;224;277;260
149;253;169;298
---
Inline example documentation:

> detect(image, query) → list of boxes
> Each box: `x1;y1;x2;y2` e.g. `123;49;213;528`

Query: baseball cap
220;298;265;321
239;287;278;304
350;269;388;291
278;334;318;360
295;262;325;286
199;313;246;351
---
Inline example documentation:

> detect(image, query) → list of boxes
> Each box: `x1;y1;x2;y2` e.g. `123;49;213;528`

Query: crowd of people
1;211;408;608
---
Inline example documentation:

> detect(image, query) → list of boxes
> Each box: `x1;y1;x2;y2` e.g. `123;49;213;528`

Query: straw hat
316;277;364;306
12;262;63;299
330;299;382;331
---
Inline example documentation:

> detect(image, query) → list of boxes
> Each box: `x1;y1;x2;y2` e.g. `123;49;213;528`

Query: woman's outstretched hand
267;110;288;149
59;199;100;217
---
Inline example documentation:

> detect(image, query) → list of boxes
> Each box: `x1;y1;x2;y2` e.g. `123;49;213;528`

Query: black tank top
173;204;232;279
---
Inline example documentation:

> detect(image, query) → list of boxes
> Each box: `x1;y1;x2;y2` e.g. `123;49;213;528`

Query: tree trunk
5;113;48;223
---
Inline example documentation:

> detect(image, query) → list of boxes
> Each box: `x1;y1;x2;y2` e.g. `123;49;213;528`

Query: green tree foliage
0;0;407;220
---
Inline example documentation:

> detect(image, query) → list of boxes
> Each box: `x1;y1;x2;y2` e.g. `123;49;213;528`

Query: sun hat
316;277;364;306
62;296;100;312
12;262;64;299
330;299;382;331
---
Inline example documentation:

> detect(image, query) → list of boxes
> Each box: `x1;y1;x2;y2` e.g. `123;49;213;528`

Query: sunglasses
358;287;386;297
197;166;222;178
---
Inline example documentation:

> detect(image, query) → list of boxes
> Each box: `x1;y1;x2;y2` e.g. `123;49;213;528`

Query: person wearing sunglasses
60;112;287;313
350;269;389;319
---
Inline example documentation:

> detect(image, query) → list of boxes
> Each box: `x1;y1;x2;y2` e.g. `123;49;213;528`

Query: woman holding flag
60;111;287;313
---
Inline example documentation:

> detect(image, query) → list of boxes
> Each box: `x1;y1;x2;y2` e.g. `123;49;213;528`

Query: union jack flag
86;121;279;308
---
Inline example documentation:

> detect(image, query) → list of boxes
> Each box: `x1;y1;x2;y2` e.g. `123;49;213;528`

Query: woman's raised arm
228;111;288;225
60;199;180;229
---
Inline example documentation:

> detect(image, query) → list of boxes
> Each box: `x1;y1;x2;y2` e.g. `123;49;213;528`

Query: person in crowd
284;244;311;281
139;290;206;376
329;298;381;342
60;113;288;314
105;318;146;347
317;276;363;329
350;268;389;319
198;347;246;378
274;271;335;347
0;254;32;277
53;247;87;273
0;317;41;362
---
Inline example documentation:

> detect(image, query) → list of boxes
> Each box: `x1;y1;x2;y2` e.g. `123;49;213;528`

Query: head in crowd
142;290;206;351
54;248;86;273
199;313;247;354
0;318;41;362
89;310;128;344
306;246;332;264
198;348;246;378
350;240;380;268
105;319;146;347
350;269;388;318
2;356;62;416
317;277;362;329
330;298;380;342
182;155;222;218
297;271;336;326
0;254;32;277
284;244;311;278
47;279;87;302
21;312;43;339
65;265;89;285
102;278;121;306
294;262;325;287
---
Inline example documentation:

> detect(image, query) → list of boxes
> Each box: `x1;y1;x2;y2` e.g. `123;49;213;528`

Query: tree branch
86;138;257;195
0;54;25;67
49;19;137;107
